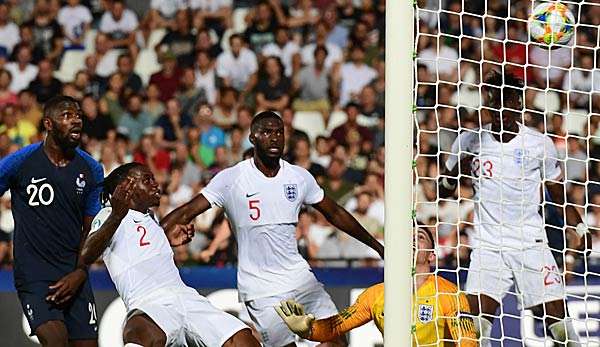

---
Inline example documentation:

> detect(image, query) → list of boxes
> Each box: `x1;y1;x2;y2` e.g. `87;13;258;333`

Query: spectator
194;27;222;59
99;142;123;175
350;192;383;238
73;70;92;97
165;167;194;209
99;0;138;49
291;137;326;180
207;146;230;176
323;4;349;49
83;56;107;99
118;93;154;143
359;85;384;119
255;56;290;112
193;103;226;165
81;94;115;141
99;72;126;123
27;59;62;104
312;135;332;169
330;102;373;147
236;105;254;150
292;45;333;122
5;44;38;93
133;133;172;173
176;67;206;118
338;44;377;106
225;125;245;164
90;32;119;78
301;20;343;71
244;1;279;52
18;23;46;64
286;0;320;32
189;0;233;37
322;158;354;205
261;26;301;77
296;209;320;261
216;34;258;94
281;107;308;155
0;69;17;107
117;53;143;96
194;50;217;106
143;83;165;120
23;0;62;60
0;3;20;55
0;104;37;146
148;0;186;27
212;86;238;131
16;89;42;127
154;97;193;148
157;9;196;67
172;142;201;188
150;51;182;102
57;0;92;49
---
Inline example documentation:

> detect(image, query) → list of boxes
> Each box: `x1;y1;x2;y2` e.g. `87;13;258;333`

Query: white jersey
90;207;186;309
445;123;562;249
201;159;324;301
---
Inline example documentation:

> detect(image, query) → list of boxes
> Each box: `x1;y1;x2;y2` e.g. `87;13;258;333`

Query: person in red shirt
149;51;182;102
330;102;373;148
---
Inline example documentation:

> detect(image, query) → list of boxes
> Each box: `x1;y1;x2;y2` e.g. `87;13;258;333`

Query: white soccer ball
528;2;575;46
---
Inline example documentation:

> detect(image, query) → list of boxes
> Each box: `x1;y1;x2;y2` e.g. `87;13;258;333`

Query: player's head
414;225;435;268
483;69;523;131
250;111;284;159
102;163;161;210
42;95;83;149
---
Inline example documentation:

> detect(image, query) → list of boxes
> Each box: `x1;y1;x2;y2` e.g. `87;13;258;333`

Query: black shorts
16;279;98;340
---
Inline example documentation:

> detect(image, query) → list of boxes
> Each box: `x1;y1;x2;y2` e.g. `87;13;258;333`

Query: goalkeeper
439;70;590;346
275;227;477;346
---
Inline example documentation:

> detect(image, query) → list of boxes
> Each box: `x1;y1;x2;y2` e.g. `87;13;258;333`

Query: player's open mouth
70;129;82;140
268;147;281;153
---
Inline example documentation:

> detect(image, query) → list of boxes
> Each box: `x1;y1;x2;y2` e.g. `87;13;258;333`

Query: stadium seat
327;110;347;133
147;28;167;49
54;50;87;83
135;49;161;86
565;109;589;136
83;29;97;55
220;28;233;52
233;8;250;33
357;114;379;128
533;90;561;113
293;111;326;143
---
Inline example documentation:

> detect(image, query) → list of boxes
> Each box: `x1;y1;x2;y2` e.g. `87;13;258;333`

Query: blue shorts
16;279;98;340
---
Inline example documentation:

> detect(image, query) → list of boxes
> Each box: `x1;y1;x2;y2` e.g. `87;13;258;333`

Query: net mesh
413;0;600;345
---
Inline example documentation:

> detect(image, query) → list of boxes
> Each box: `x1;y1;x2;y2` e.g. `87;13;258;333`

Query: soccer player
0;96;103;346
161;110;384;347
274;226;477;346
80;162;260;347
439;70;590;346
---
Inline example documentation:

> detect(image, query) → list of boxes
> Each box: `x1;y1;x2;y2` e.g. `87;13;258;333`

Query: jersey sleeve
542;135;563;181
0;143;40;195
88;207;114;256
298;167;324;205
79;150;104;217
309;284;380;341
440;289;478;347
445;131;474;172
201;168;234;207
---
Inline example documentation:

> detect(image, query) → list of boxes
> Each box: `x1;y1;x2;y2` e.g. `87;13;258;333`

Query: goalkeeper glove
274;300;315;338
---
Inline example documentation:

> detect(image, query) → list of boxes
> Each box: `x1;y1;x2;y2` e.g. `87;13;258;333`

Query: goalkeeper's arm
275;287;376;341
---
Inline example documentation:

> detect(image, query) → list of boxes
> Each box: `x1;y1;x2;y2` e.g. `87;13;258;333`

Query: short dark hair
314;45;328;57
250;110;282;132
229;33;244;45
43;95;79;119
483;69;524;109
101;162;144;206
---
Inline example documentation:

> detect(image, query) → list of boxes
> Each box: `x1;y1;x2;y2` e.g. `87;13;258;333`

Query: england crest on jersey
418;304;434;323
284;184;298;202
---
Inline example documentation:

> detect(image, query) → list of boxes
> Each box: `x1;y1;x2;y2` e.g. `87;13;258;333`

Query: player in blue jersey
0;96;103;347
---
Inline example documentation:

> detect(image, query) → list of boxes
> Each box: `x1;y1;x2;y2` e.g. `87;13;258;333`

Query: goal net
413;0;599;345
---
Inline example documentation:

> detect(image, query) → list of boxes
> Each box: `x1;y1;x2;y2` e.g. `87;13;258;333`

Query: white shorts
128;286;248;347
244;283;339;347
466;246;565;309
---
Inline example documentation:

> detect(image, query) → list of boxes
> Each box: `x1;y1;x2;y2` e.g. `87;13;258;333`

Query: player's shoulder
90;206;113;233
520;124;552;142
435;275;459;294
284;160;315;181
360;282;384;301
215;159;247;179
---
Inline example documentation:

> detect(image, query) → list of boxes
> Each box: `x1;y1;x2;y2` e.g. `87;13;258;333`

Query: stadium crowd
0;0;386;270
415;0;600;281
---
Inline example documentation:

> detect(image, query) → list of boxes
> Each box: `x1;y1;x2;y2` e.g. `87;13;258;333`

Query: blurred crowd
0;0;386;269
415;0;600;277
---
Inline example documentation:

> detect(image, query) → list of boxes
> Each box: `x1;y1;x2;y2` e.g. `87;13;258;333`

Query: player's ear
249;131;256;145
42;117;52;132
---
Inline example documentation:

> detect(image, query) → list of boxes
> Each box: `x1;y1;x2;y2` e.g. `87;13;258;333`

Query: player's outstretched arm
312;196;384;259
49;179;135;305
160;193;212;236
545;181;591;253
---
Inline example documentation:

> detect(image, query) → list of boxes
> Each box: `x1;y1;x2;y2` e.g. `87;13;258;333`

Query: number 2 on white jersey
136;225;151;247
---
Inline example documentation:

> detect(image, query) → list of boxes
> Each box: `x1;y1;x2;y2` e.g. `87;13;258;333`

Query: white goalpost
385;0;414;346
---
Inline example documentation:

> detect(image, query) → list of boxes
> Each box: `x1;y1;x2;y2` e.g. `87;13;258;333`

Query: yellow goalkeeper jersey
413;275;478;346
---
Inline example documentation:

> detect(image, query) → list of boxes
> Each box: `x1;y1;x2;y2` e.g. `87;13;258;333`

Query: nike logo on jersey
30;177;47;184
246;192;259;198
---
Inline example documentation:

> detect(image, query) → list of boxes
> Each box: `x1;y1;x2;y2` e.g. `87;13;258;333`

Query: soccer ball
528;2;575;46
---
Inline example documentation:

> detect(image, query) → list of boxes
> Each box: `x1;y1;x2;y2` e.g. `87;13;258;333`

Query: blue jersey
0;142;103;286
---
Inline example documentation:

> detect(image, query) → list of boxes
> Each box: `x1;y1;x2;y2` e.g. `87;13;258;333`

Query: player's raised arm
312;195;384;259
439;131;475;199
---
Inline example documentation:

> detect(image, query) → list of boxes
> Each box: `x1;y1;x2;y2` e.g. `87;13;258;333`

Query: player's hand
110;177;135;219
274;300;315;338
168;223;195;246
46;268;87;306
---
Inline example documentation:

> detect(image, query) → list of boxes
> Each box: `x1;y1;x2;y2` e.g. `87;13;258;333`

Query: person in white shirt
301;21;342;71
99;0;138;49
57;0;92;49
262;26;301;77
194;50;217;105
0;3;20;55
79;163;260;347
338;45;377;107
216;34;258;94
5;45;38;93
439;70;589;347
161;111;384;347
